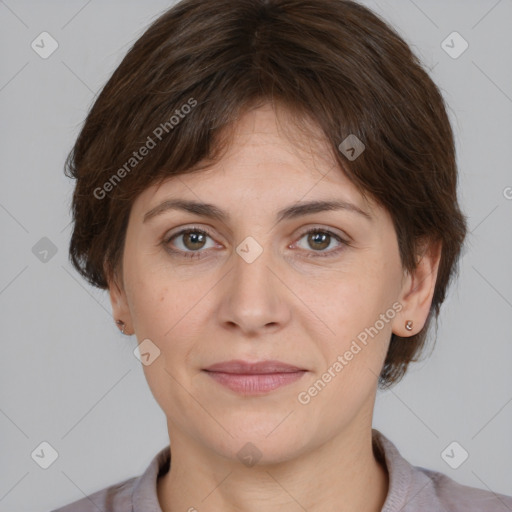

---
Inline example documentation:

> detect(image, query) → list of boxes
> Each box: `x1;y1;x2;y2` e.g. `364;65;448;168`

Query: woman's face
109;104;437;463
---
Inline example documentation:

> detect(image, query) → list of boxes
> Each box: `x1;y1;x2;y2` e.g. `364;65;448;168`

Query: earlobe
392;239;442;337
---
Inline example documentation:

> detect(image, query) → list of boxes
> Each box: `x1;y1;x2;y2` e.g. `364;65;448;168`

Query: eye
164;227;217;259
163;225;350;260
293;228;349;257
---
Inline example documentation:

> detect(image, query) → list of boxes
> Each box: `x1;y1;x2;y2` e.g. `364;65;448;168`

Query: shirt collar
132;444;170;512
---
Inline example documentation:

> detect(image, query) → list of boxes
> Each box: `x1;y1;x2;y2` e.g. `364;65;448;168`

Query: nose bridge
217;233;289;333
232;233;275;299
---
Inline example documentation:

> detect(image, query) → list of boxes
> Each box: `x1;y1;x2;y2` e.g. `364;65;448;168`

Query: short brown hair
65;0;468;388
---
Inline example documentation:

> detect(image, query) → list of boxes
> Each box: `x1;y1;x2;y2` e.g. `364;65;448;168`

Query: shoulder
49;475;137;512
418;466;512;512
372;429;512;512
49;445;171;512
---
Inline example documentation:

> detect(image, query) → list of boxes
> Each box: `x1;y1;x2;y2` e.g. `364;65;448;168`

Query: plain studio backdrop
0;1;511;510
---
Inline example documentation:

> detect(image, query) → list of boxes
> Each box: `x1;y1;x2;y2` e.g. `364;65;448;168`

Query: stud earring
405;320;413;331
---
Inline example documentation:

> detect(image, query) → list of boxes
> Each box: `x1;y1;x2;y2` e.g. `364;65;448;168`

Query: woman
52;0;512;510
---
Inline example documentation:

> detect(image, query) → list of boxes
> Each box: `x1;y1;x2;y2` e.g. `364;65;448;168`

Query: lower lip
203;370;307;394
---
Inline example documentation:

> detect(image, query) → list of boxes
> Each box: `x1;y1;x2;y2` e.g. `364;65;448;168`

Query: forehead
132;104;375;216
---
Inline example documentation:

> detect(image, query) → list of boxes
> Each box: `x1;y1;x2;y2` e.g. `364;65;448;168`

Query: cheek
299;263;389;335
126;261;216;368
296;275;393;427
130;279;185;339
299;261;396;380
129;273;200;413
124;244;183;332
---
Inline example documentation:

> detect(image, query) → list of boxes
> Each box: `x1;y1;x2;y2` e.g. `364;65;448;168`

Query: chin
205;420;313;466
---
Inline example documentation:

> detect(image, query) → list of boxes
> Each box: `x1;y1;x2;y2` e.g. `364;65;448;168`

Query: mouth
202;360;307;395
203;359;305;374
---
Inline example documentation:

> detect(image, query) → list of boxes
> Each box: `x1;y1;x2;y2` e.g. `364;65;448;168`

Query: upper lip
203;360;306;374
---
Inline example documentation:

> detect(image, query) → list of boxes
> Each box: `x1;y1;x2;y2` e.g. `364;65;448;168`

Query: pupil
310;232;329;250
187;232;205;249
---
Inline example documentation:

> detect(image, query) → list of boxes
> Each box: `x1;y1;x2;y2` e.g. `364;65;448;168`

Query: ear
391;238;442;337
106;266;133;335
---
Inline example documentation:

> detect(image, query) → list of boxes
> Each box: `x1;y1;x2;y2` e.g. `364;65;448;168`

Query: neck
157;423;389;512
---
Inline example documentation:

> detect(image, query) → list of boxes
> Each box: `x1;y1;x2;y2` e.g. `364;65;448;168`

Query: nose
217;242;291;337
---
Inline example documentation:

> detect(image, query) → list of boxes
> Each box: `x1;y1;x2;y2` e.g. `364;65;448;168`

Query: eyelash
163;225;350;260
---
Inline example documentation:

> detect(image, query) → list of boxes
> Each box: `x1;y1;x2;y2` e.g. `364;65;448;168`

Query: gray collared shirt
50;429;512;511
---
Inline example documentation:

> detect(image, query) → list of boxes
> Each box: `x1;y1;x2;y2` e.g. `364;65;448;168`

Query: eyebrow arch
143;198;373;224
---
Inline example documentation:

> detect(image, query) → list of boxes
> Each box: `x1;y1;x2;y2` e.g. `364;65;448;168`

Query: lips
203;359;305;374
202;360;307;394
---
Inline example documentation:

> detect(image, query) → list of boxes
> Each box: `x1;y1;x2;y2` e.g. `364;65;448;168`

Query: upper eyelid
165;225;218;243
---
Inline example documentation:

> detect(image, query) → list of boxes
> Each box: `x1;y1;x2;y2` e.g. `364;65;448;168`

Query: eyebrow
143;198;373;224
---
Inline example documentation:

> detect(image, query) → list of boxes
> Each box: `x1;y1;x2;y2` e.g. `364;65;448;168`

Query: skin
108;103;441;512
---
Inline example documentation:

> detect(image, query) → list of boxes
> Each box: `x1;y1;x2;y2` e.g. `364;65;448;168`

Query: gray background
1;0;511;510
